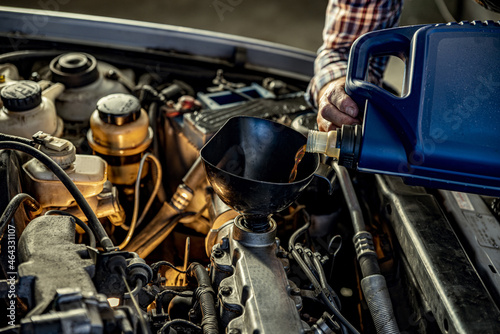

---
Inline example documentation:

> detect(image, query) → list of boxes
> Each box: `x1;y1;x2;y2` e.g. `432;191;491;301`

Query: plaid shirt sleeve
306;0;403;108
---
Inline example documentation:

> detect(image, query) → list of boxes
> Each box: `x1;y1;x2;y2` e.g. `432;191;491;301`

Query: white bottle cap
306;130;328;154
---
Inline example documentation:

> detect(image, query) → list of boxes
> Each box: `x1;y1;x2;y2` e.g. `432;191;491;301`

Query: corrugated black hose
187;263;219;334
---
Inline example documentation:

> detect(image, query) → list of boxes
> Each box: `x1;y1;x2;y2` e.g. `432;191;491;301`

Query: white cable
118;153;162;250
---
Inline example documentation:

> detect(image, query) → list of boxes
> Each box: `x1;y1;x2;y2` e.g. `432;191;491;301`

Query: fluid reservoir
0;63;21;93
23;133;107;208
87;93;153;185
0;80;64;138
49;52;130;125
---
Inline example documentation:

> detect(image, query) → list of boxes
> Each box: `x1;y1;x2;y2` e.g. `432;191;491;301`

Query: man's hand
317;77;360;131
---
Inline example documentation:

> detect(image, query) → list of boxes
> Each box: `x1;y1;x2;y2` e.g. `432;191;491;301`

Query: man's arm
307;0;403;130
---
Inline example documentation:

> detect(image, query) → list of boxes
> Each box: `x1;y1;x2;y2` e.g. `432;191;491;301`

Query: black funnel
200;116;319;230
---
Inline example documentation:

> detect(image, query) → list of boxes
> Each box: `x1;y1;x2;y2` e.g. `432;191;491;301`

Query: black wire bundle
288;214;359;334
159;319;202;334
152;261;216;334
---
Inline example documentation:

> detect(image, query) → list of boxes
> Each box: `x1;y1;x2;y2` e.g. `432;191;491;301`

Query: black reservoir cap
97;93;141;126
50;52;99;88
1;80;42;111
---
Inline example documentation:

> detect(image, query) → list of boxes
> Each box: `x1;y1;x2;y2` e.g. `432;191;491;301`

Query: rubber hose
288;220;310;251
0;193;40;236
359;254;381;277
333;162;399;334
123;279;143;300
361;275;400;334
332;162;365;234
187;263;218;334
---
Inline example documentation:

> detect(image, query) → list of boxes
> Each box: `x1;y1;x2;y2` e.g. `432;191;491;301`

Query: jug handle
345;25;425;149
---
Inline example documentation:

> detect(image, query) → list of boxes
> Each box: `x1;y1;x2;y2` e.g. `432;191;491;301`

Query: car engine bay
0;11;500;334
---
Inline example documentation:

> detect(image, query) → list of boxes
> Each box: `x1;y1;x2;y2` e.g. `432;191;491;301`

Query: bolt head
212;249;224;259
220;286;232;296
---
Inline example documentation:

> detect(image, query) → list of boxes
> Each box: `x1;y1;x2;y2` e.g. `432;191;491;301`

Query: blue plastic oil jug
344;21;500;196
